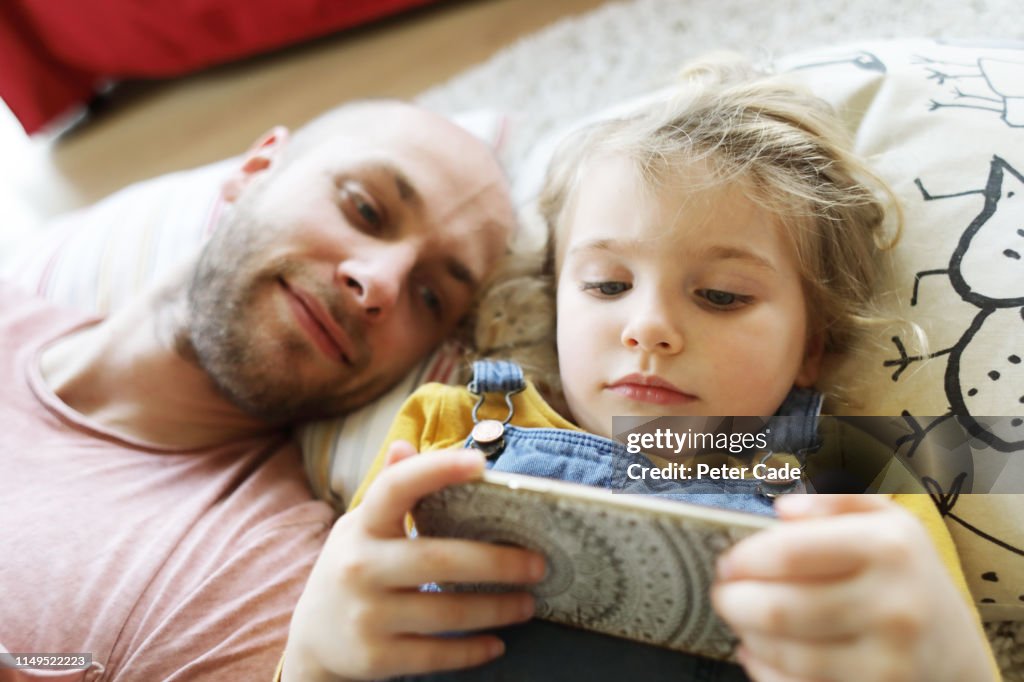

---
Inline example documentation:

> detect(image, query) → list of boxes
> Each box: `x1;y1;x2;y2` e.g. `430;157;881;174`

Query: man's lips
280;279;356;365
606;374;696;405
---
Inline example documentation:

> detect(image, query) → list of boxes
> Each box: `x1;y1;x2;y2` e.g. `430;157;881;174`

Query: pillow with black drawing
782;39;1024;621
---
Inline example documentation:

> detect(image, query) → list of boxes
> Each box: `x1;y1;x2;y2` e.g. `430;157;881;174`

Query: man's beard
185;210;354;424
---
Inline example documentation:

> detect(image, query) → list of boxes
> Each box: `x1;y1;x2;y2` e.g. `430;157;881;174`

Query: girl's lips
606;383;697;405
606;374;696;405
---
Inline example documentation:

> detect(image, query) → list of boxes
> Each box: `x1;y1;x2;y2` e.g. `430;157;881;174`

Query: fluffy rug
417;0;1024;678
419;0;1024;178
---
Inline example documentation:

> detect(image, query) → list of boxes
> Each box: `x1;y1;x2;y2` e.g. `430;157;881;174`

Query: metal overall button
467;384;523;461
470;419;506;459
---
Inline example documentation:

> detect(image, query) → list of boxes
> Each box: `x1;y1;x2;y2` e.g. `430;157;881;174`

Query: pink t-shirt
0;283;335;681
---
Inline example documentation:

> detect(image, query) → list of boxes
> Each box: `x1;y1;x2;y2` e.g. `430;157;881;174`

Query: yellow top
351;380;575;508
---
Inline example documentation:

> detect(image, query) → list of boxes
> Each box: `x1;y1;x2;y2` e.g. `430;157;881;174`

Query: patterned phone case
412;470;776;660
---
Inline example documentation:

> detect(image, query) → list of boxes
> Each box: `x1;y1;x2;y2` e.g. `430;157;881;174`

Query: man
0;101;529;680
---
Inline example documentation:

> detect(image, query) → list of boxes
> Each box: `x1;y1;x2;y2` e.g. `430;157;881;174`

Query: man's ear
794;332;825;388
221;126;291;202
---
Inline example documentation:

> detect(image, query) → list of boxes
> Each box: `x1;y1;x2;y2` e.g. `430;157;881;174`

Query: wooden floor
1;0;610;225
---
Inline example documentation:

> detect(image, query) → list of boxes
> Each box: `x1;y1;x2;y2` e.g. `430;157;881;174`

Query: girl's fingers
358;449;486;537
385;439;419;466
773;493;893;520
739;632;913;682
716;509;915;582
713;574;872;639
735;644;815;682
375;591;535;635
363;634;506;679
739;633;855;680
375;536;547;587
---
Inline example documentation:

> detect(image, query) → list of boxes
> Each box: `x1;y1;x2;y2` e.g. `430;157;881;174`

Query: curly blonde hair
539;54;900;357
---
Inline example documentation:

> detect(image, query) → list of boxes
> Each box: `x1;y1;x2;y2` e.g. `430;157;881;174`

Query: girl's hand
712;494;994;682
283;442;546;682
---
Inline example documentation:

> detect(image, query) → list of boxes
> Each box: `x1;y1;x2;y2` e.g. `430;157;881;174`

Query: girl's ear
794;332;825;388
221;126;291;202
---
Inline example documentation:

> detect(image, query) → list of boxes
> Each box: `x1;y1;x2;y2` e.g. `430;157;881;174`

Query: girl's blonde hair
539;54;900;357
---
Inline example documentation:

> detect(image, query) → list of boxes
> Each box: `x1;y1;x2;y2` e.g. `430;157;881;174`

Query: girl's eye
581;281;632;297
418;284;443;318
697;289;749;309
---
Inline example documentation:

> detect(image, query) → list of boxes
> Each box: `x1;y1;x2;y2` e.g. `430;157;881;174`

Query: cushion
0;0;443;134
785;39;1024;621
3;38;1022;619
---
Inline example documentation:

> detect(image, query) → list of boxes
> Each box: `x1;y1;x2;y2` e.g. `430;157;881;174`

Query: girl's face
555;155;822;438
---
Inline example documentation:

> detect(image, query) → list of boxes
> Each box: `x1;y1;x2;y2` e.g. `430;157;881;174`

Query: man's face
188;103;512;423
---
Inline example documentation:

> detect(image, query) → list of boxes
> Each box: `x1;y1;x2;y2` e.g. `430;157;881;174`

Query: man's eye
352;194;381;229
581;281;631;297
418;284;443;318
697;289;749;308
356;198;379;225
340;185;383;231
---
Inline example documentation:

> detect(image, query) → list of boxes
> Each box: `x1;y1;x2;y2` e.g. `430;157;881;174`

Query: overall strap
765;387;823;459
754;387;823;498
465;361;527;460
468;360;526;394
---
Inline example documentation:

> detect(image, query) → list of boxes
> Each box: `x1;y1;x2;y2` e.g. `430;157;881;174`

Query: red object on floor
0;0;443;134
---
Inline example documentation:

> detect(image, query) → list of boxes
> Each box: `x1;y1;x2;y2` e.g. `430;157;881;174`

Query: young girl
281;58;997;682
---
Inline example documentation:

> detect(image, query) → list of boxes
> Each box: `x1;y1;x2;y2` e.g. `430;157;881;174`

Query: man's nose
335;245;415;323
620;295;684;354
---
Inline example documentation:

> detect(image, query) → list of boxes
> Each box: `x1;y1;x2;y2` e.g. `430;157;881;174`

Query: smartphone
412;470;775;660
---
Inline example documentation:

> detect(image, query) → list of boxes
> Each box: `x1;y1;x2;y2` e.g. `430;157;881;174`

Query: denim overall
400;361;822;682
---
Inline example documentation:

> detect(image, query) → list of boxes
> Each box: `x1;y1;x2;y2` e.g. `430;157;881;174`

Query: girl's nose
620;300;684;354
